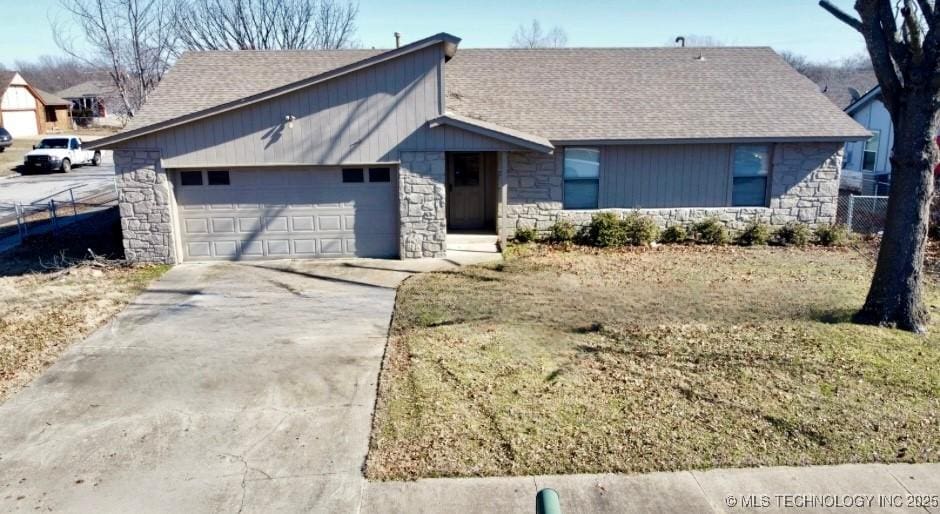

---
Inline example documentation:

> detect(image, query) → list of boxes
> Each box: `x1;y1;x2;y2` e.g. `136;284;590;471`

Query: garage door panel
213;241;238;257
238;217;261;232
293;240;317;254
263;217;289;232
291;216;316;231
320;239;344;255
211;218;236;233
175;167;397;260
184;219;209;234
187;242;212;257
318;215;342;231
267;240;291;255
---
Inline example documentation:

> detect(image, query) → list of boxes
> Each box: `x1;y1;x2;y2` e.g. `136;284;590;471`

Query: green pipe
536;488;562;514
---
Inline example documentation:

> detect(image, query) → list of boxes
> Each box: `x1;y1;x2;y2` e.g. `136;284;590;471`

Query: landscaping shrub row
516;214;851;248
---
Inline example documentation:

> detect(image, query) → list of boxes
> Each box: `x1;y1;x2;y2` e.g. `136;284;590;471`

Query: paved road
0;151;115;220
0;261;400;513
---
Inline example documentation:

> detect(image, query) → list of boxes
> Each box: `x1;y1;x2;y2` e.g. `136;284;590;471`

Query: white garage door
174;167;398;260
2;110;38;137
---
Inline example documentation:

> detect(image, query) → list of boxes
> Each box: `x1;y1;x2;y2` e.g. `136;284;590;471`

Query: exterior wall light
284;115;297;129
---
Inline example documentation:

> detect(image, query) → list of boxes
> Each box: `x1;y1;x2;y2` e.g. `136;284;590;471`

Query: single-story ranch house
88;33;870;263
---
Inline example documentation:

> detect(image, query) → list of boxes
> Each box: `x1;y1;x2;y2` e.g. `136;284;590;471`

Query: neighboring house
842;85;940;194
0;71;73;137
818;69;878;110
35;89;72;133
88;33;869;263
0;71;39;137
841;85;894;195
56;80;125;128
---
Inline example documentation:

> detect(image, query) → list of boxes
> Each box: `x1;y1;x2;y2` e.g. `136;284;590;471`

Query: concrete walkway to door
0;256;495;513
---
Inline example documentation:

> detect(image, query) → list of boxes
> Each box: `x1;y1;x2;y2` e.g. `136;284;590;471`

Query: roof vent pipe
394;32;401;48
675;36;685;47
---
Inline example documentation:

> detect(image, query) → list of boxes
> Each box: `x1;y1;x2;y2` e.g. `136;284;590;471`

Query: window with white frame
863;130;880;170
563;147;600;209
731;145;770;207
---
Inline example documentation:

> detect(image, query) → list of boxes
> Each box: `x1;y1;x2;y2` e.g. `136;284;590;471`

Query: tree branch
915;0;935;19
854;0;906;113
819;0;864;31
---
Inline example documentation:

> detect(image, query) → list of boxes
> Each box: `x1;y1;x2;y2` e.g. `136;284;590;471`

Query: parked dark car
0;127;12;152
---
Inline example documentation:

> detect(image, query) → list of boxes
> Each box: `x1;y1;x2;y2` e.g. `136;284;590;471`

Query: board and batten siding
844;99;893;174
441;126;517;152
598;144;733;208
133;45;456;167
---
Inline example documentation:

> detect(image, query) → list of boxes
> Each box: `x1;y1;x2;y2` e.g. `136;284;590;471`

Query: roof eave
844;85;882;115
87;32;462;151
430;113;554;153
549;135;872;145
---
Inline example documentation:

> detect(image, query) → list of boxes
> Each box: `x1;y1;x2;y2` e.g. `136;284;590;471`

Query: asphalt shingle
122;45;869;141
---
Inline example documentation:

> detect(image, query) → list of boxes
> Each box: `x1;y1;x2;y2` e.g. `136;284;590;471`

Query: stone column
114;149;178;264
769;142;843;226
398;151;446;258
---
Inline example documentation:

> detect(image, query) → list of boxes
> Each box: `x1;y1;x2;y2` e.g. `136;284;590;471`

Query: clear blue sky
1;0;866;68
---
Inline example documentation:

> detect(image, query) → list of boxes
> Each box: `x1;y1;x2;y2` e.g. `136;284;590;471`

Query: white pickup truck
23;136;101;173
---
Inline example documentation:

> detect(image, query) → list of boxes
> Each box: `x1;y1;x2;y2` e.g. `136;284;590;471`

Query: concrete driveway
0;259;416;513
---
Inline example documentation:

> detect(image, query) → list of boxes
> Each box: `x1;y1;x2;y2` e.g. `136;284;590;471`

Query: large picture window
732;145;770;207
863;130;880;170
563;147;600;209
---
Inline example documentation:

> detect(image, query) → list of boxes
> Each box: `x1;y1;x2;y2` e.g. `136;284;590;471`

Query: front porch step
447;233;499;253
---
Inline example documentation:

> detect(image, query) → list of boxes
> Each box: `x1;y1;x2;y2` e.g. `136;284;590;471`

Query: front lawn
0;209;169;402
367;245;940;479
0;136;40;177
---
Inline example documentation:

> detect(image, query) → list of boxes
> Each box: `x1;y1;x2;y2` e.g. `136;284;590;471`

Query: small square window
369;167;391;183
342;168;364;183
207;170;230;185
180;171;203;186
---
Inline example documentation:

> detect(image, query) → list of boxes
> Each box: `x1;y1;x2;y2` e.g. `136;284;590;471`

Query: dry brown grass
0;208;167;402
367;245;940;479
0;137;41;177
0;262;167;402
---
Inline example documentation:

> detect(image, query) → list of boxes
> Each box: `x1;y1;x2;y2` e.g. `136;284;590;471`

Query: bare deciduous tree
779;51;877;107
779;51;813;75
511;19;568;48
55;0;177;117
14;55;96;93
820;0;940;332
173;0;359;50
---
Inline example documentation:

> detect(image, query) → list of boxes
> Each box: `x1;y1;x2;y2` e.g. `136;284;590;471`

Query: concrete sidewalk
361;463;940;513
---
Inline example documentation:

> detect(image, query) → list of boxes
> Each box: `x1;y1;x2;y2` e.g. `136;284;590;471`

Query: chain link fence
837;194;889;235
0;186;118;250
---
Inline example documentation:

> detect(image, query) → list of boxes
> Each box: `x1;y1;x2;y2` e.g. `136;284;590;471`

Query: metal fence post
846;194;855;232
15;203;25;241
50;199;58;231
69;187;78;216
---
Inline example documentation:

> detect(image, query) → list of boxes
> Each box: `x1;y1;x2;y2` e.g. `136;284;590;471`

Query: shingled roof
446;47;868;142
113;39;869;145
35;88;70;107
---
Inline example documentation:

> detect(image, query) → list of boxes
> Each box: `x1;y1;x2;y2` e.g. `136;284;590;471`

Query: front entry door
447;153;485;230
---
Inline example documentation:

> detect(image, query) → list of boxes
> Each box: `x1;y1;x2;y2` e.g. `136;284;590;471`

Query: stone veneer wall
399;151;447;258
114;149;177;264
501;142;843;239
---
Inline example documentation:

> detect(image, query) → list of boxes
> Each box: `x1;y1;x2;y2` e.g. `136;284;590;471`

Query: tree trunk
854;93;938;333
